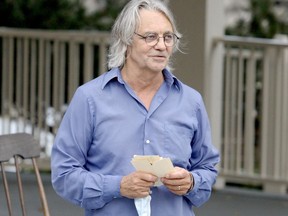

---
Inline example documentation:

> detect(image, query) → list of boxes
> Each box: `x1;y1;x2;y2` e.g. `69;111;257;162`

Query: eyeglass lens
145;33;176;46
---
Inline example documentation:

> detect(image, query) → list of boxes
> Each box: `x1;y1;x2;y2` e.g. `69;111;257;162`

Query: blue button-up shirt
51;67;220;216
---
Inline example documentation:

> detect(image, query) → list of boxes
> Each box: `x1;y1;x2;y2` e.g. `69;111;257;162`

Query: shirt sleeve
51;88;122;210
184;97;220;207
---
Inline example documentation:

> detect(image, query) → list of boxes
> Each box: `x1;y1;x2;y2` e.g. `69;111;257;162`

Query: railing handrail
214;35;288;48
0;27;111;43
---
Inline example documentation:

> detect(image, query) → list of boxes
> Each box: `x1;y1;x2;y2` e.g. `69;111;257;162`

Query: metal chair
0;133;50;216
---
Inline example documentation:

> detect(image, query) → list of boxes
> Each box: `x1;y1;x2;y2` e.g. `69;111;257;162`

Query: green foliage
226;0;288;38
85;0;128;31
0;0;87;29
0;0;128;30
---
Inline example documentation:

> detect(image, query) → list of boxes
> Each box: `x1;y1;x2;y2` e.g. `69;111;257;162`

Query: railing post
261;36;288;194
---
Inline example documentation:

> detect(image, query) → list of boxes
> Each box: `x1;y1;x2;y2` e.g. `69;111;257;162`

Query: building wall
169;0;225;157
169;0;224;92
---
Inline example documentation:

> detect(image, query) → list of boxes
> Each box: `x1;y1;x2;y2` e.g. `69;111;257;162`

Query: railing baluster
283;47;288;180
230;51;237;171
52;40;60;135
99;40;108;75
44;40;52;147
2;37;9;134
16;38;23;132
274;48;283;179
223;44;232;173
36;39;45;140
7;37;14;134
260;47;273;178
244;48;256;175
236;46;244;174
59;41;66;114
30;39;37;134
68;40;77;101
23;38;29;131
84;40;94;82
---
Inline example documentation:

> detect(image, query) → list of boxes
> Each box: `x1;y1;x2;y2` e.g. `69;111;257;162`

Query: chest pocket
163;124;193;167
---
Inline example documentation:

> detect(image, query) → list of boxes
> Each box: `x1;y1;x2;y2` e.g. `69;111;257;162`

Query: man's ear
126;46;131;58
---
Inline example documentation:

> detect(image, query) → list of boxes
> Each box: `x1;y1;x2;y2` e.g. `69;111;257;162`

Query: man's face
126;9;174;73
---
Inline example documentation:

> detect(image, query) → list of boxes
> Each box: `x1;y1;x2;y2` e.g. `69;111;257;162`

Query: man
51;0;220;215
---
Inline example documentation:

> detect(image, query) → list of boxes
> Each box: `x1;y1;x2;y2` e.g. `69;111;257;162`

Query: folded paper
131;155;174;186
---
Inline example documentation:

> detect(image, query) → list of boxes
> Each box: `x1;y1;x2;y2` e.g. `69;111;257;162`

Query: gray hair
107;0;182;70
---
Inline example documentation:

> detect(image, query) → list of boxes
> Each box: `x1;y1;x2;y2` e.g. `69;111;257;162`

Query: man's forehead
137;9;173;32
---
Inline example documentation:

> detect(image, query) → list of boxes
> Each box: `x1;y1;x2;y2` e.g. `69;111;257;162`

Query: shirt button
146;139;151;144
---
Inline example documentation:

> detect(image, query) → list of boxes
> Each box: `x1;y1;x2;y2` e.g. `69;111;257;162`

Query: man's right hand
120;171;157;199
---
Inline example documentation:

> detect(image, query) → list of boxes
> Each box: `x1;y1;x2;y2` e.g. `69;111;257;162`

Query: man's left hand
161;167;194;196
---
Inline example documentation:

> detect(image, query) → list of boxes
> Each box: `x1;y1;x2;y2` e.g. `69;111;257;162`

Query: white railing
1;28;288;194
0;27;110;157
214;35;288;194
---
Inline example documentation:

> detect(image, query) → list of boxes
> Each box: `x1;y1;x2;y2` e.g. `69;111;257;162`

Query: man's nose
155;37;166;49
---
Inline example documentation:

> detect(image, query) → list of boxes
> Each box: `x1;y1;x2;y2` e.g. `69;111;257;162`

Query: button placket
144;116;151;147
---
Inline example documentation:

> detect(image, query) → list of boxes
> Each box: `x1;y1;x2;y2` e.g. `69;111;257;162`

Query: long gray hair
107;0;182;70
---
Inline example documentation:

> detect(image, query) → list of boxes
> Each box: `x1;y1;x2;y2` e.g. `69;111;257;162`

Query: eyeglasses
134;32;179;47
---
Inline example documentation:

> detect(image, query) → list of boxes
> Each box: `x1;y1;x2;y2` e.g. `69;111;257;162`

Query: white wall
169;1;225;155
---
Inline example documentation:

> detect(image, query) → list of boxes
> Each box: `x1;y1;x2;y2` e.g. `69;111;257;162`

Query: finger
120;173;156;198
136;171;158;184
161;178;185;186
124;172;155;188
165;167;187;179
164;184;188;196
161;172;193;194
129;184;153;198
166;183;188;191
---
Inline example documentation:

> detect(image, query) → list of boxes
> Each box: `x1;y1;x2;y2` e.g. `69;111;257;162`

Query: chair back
0;133;50;216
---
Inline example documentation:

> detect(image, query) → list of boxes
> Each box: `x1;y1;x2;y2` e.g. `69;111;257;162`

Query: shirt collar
101;67;181;91
101;67;121;89
162;68;181;91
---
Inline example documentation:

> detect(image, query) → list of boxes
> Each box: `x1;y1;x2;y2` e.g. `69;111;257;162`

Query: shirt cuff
185;171;201;196
102;175;123;202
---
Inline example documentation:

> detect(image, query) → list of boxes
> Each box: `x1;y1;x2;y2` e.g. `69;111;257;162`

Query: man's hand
120;171;158;199
161;167;194;196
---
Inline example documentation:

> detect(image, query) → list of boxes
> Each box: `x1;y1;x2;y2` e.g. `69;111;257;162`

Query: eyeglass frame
134;32;180;47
